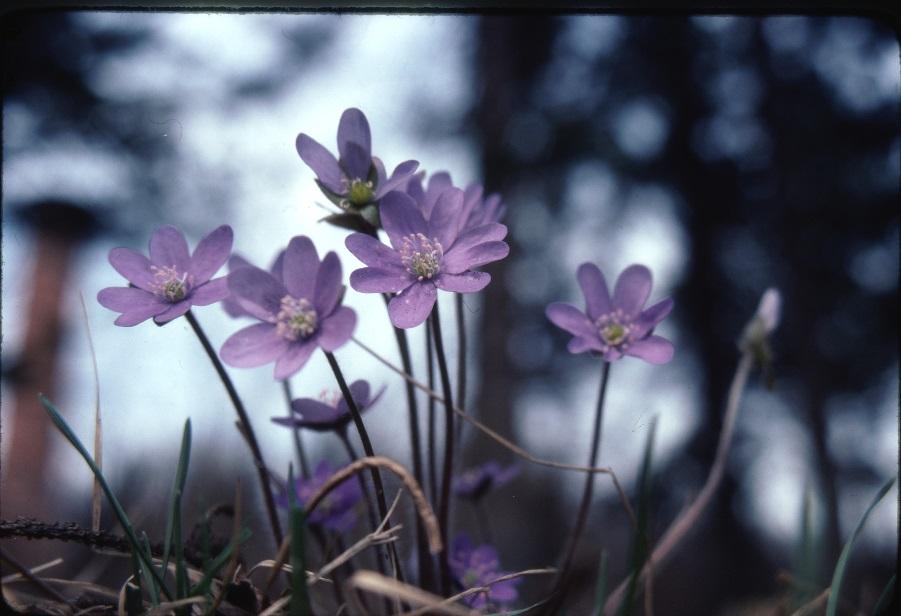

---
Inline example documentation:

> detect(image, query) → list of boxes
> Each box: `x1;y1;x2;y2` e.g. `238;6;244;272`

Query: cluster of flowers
97;107;675;609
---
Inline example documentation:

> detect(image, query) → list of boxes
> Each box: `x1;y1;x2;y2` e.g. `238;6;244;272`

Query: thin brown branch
78;292;103;534
345;570;478;616
0;548;69;604
604;352;755;614
352;336;638;528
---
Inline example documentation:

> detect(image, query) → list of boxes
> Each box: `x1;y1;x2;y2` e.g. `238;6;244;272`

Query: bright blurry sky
1;14;896;555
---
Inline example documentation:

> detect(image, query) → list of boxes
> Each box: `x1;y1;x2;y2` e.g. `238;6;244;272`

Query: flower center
400;233;443;280
150;265;193;302
595;310;635;351
276;296;318;341
462;569;481;589
347;178;374;207
318;389;342;408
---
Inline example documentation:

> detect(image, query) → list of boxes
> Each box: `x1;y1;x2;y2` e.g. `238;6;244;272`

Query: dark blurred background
1;11;897;615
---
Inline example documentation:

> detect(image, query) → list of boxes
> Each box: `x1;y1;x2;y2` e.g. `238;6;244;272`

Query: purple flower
272;380;385;433
221;251;286;318
405;172;505;230
452;461;519;500
97;225;233;326
219;236;356;380
345;189;510;329
277;460;362;533
449;533;520;609
546;263;674;364
296;108;418;218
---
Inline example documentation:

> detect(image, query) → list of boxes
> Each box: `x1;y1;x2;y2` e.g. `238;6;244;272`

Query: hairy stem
430;304;456;595
281;379;310;479
548;361;612;610
184;310;282;549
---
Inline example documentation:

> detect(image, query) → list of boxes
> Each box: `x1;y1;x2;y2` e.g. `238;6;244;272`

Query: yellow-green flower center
601;323;627;345
595;310;634;352
348;178;374;207
400;233;443;280
276;296;318;341
151;265;192;302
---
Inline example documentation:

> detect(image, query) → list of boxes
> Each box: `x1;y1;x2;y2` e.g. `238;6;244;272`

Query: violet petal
341;142;371;181
388;281;437;329
190;277;229;306
632;297;674;338
350;268;412;293
435;271;490;293
345;233;405;271
153;299;192;324
380;191;429;250
283;236;320;301
189;225;233;283
577;262;612;321
428;187;464;250
108;248;156;291
318;306;357;351
228;267;286;321
274;339;318;380
314;251;342;316
149;225;191;272
567;336;603;354
441;240;509;275
220;323;290;368
625;335;674;364
546;302;598;339
292;398;341;423
97;286;162;313
296;133;345;193
374;159;420;198
612;264;652;316
337;108;371;165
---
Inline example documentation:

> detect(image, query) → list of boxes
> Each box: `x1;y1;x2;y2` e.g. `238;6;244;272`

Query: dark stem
281;379;310;479
426;319;438;505
184;311;283;549
548;360;612;610
454;293;467;445
473;500;494;546
338;431;383;556
324;351;406;587
430;304;456;596
382;293;434;592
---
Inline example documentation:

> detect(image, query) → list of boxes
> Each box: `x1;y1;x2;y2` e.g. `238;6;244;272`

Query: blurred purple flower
97;225;233;326
405;171;505;230
546;263;674;364
449;533;520;609
221;251;286;318
452;461;519;500
219;236;356;380
277;460;362;533
272;380;385;433
296;108;418;215
345;189;509;329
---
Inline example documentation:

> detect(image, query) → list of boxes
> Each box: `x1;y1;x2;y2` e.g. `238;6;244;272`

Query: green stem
430;304;456;595
454;293;467;444
426;319;438;505
184;311;283;549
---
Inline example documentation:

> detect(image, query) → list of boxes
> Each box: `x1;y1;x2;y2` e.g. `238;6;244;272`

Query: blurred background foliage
1;10;897;615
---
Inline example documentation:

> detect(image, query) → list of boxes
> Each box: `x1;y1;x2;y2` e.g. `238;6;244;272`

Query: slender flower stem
324;351;406;587
548;361;612;611
603;353;754;615
426;319;438;505
338;431;382;548
430;303;456;595
281;379;310;479
184;311;283;549
454;293;467;444
338;430;389;588
382;293;433;591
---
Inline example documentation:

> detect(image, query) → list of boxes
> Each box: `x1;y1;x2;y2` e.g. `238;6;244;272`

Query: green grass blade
162;419;193;599
189;527;252;597
592;549;609;616
140;532;161;605
287;465;312;616
39;394;171;599
826;475;896;616
619;416;658;616
792;484;821;610
871;573;895;615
